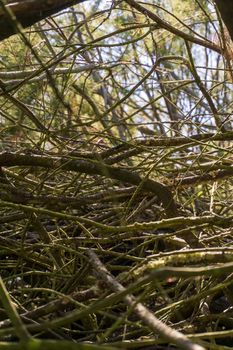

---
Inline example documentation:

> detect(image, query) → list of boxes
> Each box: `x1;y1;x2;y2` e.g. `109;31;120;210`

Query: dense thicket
0;1;232;350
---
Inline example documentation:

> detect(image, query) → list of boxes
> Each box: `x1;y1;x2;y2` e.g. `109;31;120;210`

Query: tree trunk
214;0;233;42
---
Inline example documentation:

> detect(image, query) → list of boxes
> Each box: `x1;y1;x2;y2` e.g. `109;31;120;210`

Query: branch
174;168;233;188
88;249;205;350
0;0;88;41
124;0;221;54
100;132;233;164
0;152;177;217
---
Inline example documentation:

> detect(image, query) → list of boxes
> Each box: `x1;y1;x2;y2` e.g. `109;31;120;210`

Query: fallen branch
0;152;177;217
87;249;205;350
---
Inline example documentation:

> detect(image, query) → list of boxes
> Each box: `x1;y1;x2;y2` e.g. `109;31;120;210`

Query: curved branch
124;0;221;54
0;152;178;217
0;0;88;41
